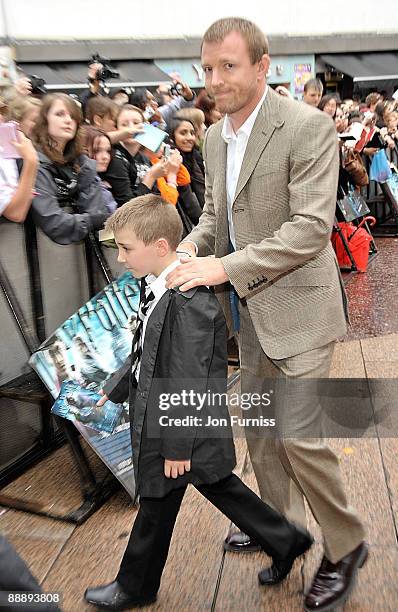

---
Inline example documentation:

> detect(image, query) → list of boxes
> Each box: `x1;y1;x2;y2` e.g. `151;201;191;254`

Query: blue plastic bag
369;149;392;183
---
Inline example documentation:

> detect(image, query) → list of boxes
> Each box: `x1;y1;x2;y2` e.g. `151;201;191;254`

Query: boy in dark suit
84;194;313;610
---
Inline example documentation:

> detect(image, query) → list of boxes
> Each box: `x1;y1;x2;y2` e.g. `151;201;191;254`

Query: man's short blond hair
202;17;269;64
105;195;183;251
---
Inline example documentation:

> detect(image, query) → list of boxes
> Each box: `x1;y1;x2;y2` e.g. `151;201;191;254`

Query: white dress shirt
221;87;268;248
135;258;181;380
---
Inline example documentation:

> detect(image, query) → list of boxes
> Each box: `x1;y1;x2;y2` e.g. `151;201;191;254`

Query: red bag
332;216;376;272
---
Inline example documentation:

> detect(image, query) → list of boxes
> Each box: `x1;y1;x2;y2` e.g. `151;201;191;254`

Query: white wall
2;0;398;39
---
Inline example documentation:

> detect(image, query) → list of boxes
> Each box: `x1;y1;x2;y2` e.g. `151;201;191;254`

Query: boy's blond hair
105;195;183;251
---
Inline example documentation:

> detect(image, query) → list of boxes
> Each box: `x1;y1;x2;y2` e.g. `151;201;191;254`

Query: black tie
131;279;155;377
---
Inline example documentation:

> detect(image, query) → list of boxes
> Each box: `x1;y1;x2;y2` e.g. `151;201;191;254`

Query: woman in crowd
169;117;205;209
318;94;338;118
175;107;206;150
110;88;130;107
195;89;222;127
31;93;108;244
83;127;117;214
85;96;118;133
130;88;162;124
142;116;203;234
0;96;41;222
385;111;398;145
334;106;348;134
103;104;167;206
84;96;138;145
0;97;7;122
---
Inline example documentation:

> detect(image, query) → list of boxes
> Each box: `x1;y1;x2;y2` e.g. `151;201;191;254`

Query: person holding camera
157;80;197;132
30;93;108;244
0;96;41;222
80;55;119;113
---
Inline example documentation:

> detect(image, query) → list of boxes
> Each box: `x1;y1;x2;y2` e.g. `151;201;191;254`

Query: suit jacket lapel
233;88;284;205
213;133;229;253
213;134;227;210
138;291;171;391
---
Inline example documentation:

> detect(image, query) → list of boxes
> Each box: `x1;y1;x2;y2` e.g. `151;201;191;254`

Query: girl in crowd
318;94;338;118
143;119;203;234
31;93;108;244
104;104;167;206
0;96;41;222
175;107;206;151
169;117;205;209
84;96;140;145
195;89;222;127
110;88;130;107
85;96;117;133
334;107;348;134
83;127;117;214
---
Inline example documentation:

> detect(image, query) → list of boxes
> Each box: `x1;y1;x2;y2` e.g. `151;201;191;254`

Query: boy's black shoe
224;530;262;553
84;581;157;610
258;527;314;586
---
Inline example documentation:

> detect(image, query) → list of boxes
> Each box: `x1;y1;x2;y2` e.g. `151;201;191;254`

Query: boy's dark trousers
116;473;298;599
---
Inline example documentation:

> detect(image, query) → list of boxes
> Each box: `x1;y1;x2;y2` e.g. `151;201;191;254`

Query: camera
89;53;120;82
143;106;156;121
169;83;184;96
27;74;47;95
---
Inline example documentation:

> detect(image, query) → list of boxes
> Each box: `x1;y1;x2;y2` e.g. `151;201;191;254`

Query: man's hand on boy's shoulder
166;256;228;291
164;459;191;478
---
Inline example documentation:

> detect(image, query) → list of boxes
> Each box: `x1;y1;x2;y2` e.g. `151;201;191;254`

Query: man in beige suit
167;17;367;612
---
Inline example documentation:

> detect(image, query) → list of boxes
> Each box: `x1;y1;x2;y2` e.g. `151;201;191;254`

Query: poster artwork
29;271;140;498
294;63;312;95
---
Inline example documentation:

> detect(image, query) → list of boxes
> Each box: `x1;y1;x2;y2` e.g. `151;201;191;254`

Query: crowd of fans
303;79;398;153
1;66;397;246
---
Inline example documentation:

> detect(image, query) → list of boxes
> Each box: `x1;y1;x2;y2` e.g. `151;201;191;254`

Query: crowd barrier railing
0;217;124;521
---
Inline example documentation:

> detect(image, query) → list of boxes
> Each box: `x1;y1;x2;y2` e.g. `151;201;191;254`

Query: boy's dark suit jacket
104;284;236;498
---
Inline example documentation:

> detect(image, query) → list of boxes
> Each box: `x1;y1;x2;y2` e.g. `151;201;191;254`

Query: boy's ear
156;237;170;255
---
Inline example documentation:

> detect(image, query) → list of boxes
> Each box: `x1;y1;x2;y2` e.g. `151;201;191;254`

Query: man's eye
225;63;234;70
203;67;212;74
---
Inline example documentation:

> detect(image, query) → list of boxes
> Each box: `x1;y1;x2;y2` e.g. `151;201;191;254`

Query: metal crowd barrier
361;145;398;234
0;216;124;521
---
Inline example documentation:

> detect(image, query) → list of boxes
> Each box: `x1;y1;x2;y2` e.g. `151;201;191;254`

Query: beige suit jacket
187;87;347;359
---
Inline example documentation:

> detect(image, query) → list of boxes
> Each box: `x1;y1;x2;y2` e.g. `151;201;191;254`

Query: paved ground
1;238;397;611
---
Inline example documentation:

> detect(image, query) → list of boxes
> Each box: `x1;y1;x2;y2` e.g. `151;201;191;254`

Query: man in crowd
302;78;324;107
167;17;367;612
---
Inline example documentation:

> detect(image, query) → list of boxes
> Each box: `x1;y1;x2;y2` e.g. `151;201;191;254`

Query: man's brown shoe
304;541;369;611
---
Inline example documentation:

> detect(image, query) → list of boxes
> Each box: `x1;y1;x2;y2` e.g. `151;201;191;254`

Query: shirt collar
145;258;180;301
221;85;268;144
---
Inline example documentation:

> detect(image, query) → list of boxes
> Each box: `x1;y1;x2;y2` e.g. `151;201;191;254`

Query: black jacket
104;285;236;498
176;149;204;236
181;147;205;209
103;145;151;206
31;153;108;245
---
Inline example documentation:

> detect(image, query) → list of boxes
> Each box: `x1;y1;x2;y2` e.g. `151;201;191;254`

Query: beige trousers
238;304;365;563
